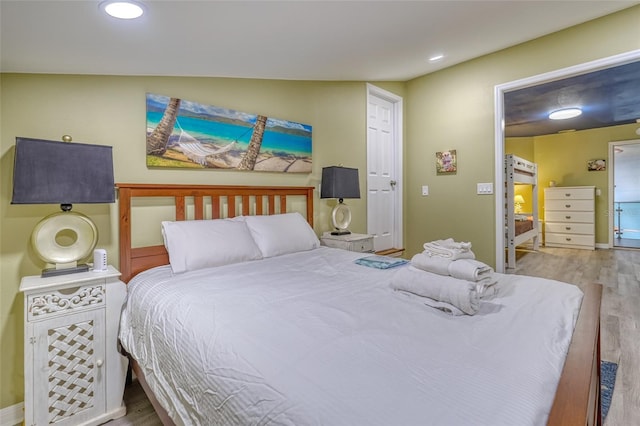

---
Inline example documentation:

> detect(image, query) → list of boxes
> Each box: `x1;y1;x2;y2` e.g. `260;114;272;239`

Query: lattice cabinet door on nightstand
20;266;128;426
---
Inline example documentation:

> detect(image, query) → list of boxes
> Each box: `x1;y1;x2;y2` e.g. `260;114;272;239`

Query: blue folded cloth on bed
355;255;408;269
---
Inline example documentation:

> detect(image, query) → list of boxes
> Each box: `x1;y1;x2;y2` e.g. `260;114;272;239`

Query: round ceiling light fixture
549;107;582;120
100;1;145;19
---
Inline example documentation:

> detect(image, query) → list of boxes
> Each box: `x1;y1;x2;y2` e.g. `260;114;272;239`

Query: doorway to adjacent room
610;139;640;249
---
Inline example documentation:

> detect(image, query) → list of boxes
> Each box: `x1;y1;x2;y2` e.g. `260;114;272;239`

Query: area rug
601;360;618;420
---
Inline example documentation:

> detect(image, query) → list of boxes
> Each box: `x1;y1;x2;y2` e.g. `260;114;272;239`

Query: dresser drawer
546;199;594;211
545;222;594;235
546;233;595;248
545;211;594;223
545;187;594;200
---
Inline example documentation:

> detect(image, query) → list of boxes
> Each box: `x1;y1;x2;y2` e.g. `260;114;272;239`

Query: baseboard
0;402;23;426
595;243;609;249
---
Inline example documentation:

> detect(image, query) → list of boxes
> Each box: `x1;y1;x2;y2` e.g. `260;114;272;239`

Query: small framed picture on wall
436;150;457;175
587;159;606;171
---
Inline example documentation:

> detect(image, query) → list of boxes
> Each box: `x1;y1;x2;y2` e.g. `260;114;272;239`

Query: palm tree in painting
238;115;267;170
147;97;181;156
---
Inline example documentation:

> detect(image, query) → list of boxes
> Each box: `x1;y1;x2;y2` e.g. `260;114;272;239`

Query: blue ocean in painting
147;111;312;157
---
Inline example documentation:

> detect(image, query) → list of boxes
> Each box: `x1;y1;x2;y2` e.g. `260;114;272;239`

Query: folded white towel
423;246;476;260
426;238;472;251
448;258;494;282
477;282;498;300
423;238;475;260
395;289;465;316
422;297;466;316
411;253;451;276
390;266;479;315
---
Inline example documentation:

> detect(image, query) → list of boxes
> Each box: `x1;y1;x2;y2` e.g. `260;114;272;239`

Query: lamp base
31;210;98;276
41;263;90;278
330;229;352;236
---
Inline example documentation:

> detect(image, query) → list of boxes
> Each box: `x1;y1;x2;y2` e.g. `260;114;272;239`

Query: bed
505;154;540;270
116;183;602;426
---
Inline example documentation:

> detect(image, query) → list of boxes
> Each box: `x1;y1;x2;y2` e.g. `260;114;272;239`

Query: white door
609;139;640;248
366;84;403;252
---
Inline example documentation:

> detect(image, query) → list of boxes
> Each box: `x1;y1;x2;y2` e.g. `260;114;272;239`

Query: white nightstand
321;232;375;253
20;266;128;426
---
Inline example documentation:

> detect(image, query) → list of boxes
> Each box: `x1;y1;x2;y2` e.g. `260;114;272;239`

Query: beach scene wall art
146;93;312;173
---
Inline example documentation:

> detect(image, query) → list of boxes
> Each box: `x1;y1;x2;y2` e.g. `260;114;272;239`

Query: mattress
119;247;583;426
515;219;534;236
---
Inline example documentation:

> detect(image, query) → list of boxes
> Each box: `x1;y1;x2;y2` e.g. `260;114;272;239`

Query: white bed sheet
119;247;583;426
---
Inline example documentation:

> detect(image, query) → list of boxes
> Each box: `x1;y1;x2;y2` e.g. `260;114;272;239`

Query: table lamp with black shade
11;136;115;277
320;166;360;235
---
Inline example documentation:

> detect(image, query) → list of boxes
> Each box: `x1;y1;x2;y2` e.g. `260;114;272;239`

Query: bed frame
505;154;540;270
116;183;602;426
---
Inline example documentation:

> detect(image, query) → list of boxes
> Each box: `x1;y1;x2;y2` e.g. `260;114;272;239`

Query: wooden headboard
117;183;314;283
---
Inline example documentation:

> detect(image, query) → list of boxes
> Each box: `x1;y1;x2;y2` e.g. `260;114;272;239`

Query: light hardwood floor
107;246;640;425
515;245;640;426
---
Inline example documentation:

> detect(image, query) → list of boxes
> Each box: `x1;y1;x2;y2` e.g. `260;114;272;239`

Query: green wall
0;73;405;408
1;3;640;411
405;5;640;264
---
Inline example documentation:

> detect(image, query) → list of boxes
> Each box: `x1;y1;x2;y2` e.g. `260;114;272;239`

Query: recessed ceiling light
549;108;582;120
100;1;145;20
429;54;444;62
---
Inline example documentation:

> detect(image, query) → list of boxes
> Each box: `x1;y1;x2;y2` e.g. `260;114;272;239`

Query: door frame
493;49;640;272
366;83;403;250
608;138;640;247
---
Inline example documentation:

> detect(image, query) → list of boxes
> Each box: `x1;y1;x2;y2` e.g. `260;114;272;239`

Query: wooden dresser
544;186;595;250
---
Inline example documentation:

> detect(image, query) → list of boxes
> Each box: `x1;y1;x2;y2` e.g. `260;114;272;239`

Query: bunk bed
505;154;539;270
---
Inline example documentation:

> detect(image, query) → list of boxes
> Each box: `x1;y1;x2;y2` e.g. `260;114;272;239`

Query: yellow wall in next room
533;122;640;244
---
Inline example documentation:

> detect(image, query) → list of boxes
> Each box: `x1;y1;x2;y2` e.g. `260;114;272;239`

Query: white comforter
119;247;583;426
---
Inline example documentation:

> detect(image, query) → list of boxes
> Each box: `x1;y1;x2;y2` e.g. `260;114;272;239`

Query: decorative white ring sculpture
31;211;98;264
331;202;352;233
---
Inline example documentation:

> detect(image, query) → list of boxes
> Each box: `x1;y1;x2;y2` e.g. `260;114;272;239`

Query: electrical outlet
421;185;429;196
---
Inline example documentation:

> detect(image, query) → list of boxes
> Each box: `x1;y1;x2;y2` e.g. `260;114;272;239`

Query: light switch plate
477;183;493;194
422;185;429;196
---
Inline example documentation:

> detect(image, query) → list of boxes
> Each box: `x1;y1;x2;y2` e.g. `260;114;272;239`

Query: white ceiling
1;0;638;81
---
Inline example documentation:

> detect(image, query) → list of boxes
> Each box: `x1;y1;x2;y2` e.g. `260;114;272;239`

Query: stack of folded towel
414;238;497;297
390;239;498;316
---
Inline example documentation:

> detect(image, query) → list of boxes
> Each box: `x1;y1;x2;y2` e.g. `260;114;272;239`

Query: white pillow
244;212;320;258
161;218;262;273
